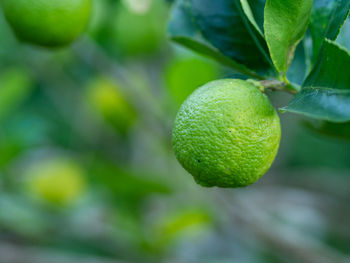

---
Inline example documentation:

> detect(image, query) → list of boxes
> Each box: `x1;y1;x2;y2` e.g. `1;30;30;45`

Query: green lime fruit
166;56;219;107
0;0;92;47
172;79;281;188
112;0;167;55
26;158;86;205
87;76;137;134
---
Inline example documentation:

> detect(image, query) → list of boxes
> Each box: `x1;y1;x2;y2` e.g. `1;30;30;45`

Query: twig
260;79;300;94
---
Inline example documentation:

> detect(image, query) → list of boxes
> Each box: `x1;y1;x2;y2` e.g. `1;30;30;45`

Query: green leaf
191;0;272;72
264;0;314;74
0;68;33;120
282;40;350;122
286;41;307;85
239;0;266;35
282;88;350;122
304;42;350;90
337;18;350;50
167;0;265;78
90;159;171;198
310;0;350;63
305;120;350;140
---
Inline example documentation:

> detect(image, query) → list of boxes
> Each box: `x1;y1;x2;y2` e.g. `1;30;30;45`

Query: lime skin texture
0;0;92;47
172;79;281;188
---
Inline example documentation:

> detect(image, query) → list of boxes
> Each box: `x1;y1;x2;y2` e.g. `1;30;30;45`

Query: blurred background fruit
1;0;92;47
165;53;220;107
112;0;168;56
24;157;86;206
86;76;137;135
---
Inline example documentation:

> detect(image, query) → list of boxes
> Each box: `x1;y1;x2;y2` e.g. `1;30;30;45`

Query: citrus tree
0;0;350;262
169;0;350;187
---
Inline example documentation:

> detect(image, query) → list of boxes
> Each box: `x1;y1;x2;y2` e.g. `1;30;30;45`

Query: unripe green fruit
86;76;137;135
165;56;219;107
112;0;167;55
0;0;92;47
172;79;281;188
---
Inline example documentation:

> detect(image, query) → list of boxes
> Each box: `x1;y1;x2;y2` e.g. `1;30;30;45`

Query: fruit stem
259;80;300;95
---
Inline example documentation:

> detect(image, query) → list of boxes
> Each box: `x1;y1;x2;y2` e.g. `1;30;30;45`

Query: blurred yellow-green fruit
165;56;219;106
26;158;86;206
172;79;281;188
112;0;167;55
0;0;92;47
87;76;137;134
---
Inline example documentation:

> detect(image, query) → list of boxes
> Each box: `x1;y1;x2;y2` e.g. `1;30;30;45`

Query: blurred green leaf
165;55;219;106
282;40;350;122
310;0;350;63
264;0;313;74
0;137;25;169
0;194;49;236
150;209;212;249
287;125;350;168
0;115;48;168
0;68;33;120
304;120;350;140
90;159;171;200
324;230;350;255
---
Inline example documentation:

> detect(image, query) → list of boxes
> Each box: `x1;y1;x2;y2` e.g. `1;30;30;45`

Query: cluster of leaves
168;0;350;137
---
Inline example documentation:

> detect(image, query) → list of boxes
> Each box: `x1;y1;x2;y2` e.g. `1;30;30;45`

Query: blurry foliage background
0;0;350;262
